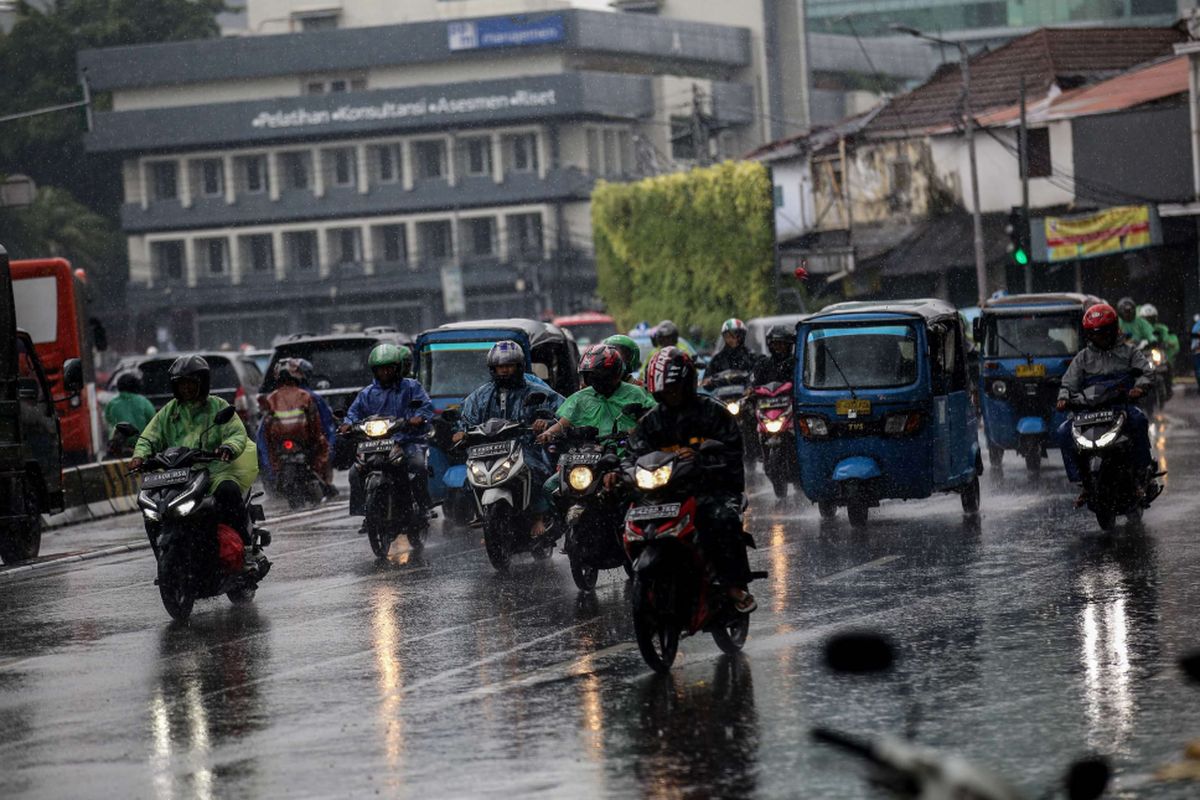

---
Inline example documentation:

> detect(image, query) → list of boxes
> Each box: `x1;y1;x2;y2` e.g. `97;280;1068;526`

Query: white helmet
1138;304;1158;321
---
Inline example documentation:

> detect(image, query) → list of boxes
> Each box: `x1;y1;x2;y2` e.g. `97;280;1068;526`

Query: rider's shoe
728;587;757;614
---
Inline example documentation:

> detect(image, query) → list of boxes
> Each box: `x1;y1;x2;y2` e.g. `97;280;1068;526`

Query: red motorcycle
753;381;799;499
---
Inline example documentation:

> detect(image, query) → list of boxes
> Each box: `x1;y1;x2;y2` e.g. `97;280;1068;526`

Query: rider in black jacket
753;325;797;387
612;347;756;613
706;318;761;377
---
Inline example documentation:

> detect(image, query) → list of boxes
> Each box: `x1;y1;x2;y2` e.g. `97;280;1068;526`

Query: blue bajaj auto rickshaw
795;300;982;528
975;293;1100;472
415;319;580;525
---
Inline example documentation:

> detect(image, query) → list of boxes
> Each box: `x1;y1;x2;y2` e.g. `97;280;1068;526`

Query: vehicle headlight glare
764;418;785;434
568;466;594;491
362;419;391;438
992;380;1007;397
1151;349;1163;365
636;465;672;489
470;462;489;483
171;499;197;517
725;401;740;416
492;458;515;483
1095;429;1120;448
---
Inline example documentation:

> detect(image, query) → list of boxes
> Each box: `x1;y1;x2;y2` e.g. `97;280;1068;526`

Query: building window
150;161;178;201
295;11;339;31
195;159;224;198
197;237;228;276
506;133;539;174
586;129;601;174
413;140;447;180
371;144;402;184
461;136;492;178
891;160;912;195
1027;128;1052;179
331;228;363;265
619;131;634;176
237;155;268;194
375;224;408;266
151;240;185;281
463;217;496;257
303;74;366;94
280;151;311;191
585;127;631;177
284;231;319;272
773;186;784;207
507;213;543;259
243;234;274;274
669;117;695;162
417;220;453;262
323;148;356;188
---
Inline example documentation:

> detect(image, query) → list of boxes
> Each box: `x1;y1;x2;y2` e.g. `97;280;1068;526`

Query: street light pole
893;26;989;305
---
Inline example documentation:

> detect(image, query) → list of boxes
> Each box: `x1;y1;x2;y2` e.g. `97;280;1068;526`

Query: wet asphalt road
3;408;1200;799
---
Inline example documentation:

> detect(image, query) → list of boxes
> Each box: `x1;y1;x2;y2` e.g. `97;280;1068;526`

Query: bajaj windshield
804;325;919;390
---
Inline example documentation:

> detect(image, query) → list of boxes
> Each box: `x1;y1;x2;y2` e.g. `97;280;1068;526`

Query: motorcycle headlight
992;380;1008;397
1151;349;1164;365
764;418;785;434
469;461;490;484
635;464;672;490
171;499;197;517
492;457;516;483
362;419;392;438
725;401;741;416
1095;429;1120;448
568;465;595;491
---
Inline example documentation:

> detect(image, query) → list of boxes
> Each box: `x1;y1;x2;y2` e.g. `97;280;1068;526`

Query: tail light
283;439;295;451
797;415;829;439
884;412;923;436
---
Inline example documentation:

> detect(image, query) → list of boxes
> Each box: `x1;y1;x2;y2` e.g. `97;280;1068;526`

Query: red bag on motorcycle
216;523;245;574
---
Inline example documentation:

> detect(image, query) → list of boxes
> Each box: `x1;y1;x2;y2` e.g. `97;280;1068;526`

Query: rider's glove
217;445;236;462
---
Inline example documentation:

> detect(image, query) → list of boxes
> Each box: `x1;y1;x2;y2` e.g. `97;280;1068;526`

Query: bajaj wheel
817;500;838;520
159;579;195;621
227;586;256;605
711;614;749;654
483;506;513;571
569;550;599;591
633;579;679;674
961;476;981;516
847;500;869;528
366;519;392;559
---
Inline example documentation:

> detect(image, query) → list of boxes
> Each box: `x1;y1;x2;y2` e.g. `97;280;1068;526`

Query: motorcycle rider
340;344;434;527
705;318;761;379
608;347;756;613
104;371;156;458
1138;304;1180;363
603;334;644;384
639;320;695;380
453;340;564;536
1116;297;1156;346
129;355;260;567
262;359;335;499
1055;303;1156;506
753;325;797;386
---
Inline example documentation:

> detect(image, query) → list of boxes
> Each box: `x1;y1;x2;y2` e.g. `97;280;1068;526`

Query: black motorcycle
345;408;430;558
1067;375;1162;531
554;425;631;591
273;436;325;509
707;369;758;465
120;408;272;622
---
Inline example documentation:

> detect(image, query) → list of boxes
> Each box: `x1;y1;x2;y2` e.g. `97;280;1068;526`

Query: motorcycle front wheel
483;505;513;571
227;586;256;605
633;578;679;674
159;579;195;621
366;518;393;559
711;614;749;654
569;547;599;591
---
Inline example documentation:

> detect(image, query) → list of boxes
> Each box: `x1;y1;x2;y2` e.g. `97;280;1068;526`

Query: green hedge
591;161;776;335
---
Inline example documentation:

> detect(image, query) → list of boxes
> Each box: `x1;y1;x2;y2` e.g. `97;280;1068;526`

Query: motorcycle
272;437;325;509
623;439;765;673
1142;341;1173;410
1067;374;1162;531
707;369;757;465
119;408;272;622
753;381;798;499
554;425;631;591
344;405;431;558
462;395;559;570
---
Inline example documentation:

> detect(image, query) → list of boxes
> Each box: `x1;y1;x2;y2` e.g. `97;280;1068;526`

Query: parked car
106;352;264;429
552;311;618;346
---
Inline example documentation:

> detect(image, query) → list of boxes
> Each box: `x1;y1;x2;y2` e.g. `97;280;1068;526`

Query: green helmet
604;334;641;376
368;343;411;373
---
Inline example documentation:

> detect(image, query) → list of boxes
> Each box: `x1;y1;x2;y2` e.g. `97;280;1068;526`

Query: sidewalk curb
0;541;151;580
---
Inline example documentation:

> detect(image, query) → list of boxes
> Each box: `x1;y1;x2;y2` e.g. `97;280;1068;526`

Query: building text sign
251;89;557;131
447;15;565;51
1039;205;1160;263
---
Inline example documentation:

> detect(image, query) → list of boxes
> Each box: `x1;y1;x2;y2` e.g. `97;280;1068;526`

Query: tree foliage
591;161;777;334
0;185;117;272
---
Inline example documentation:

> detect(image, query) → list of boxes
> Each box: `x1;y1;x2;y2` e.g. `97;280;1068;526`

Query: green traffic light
1014;249;1029;266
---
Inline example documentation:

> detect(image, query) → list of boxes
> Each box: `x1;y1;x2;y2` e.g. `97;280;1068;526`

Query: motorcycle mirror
214;406;237;425
1180;651;1200;685
1065;757;1110;800
526;391;548;406
823;631;896;675
62;358;84;394
114;422;140;438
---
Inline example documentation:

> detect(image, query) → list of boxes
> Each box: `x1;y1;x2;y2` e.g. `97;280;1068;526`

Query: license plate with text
627;503;681;521
141;469;190;488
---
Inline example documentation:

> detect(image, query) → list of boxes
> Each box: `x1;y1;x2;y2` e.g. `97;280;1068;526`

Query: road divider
43;458;138;529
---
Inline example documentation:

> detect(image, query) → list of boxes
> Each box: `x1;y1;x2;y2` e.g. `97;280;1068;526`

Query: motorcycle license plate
627;503;681;521
564;452;602;466
469;442;511;459
357;439;393;454
141;468;191;489
759;398;790;410
1075;410;1118;425
835;399;871;417
1016;363;1046;378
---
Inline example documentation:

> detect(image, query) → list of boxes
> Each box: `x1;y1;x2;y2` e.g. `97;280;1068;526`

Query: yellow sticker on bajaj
1015;363;1046;378
835;399;872;417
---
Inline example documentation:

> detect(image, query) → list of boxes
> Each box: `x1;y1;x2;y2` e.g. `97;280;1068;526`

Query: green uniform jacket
557;382;656;440
1151;322;1180;361
104;392;157;433
133;396;258;493
1119;316;1156;346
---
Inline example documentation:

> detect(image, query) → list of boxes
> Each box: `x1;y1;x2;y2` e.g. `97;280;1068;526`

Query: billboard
1035;205;1161;263
447;15;565;52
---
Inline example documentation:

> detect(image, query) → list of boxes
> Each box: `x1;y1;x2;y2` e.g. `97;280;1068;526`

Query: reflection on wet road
2;411;1200;797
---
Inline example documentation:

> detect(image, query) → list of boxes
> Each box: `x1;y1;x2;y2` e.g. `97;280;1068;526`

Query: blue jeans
1056;406;1151;483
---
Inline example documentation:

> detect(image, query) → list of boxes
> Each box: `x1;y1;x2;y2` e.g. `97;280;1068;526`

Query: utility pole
1019;77;1031;293
839;135;856;276
691;83;709;166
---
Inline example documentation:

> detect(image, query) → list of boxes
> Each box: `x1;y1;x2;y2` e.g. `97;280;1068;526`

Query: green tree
591;161;777;335
0;185;119;273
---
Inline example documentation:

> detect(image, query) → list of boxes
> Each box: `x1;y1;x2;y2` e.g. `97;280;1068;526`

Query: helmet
578;344;625;397
116;372;142;394
643;346;696;402
296;358;315;386
368;343;411;373
168;354;211;402
1083;303;1120;350
487;340;526;388
1138;303;1159;322
275;358;304;383
1116;297;1137;318
651;320;679;347
720;318;747;346
604;334;641;376
766;325;795;357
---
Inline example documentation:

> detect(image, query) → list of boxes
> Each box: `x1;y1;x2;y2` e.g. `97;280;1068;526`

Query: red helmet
1083;303;1118;330
578;344;625;396
644;346;696;398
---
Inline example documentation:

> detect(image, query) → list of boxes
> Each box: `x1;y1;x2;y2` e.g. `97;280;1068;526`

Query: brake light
283;440;295;451
884;412;923;436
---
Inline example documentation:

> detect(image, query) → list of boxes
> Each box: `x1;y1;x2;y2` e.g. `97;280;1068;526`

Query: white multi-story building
80;1;810;349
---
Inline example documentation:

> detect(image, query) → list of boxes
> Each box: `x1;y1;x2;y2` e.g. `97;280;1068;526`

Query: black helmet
651;320;679;348
578;344;625;398
766;325;795;358
168;354;211;401
1116;297;1137;319
116;372;143;394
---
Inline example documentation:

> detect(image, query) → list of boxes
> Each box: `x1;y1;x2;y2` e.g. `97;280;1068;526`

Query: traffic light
1006;206;1031;266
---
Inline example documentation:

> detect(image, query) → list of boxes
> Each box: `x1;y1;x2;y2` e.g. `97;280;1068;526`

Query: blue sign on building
448;15;566;51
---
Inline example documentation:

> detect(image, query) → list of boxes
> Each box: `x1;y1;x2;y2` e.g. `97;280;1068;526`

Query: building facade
80;6;770;350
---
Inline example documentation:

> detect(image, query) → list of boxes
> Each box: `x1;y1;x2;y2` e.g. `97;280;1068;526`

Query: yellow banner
1043;205;1152;263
